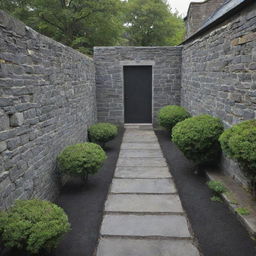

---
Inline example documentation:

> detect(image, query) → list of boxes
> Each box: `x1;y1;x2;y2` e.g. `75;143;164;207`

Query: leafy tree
0;0;124;55
124;0;185;46
0;0;185;53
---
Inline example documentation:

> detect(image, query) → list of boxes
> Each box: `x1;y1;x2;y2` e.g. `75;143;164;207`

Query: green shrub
158;105;191;133
235;207;250;216
88;123;118;146
0;200;70;254
219;120;256;177
207;180;227;194
172;115;224;165
210;195;223;202
57;142;106;181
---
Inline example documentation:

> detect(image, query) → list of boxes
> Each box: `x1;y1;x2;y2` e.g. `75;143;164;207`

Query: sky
168;0;203;17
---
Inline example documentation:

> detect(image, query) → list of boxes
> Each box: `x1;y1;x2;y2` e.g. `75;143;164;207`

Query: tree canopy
124;0;185;46
0;0;185;54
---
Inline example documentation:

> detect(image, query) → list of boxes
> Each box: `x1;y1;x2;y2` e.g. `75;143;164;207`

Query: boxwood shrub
0;200;70;254
158;105;191;134
88;123;118;147
57;142;106;182
172;115;224;166
219;120;256;179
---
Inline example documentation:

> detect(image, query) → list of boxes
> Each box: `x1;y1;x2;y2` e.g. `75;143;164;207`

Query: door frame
120;60;155;124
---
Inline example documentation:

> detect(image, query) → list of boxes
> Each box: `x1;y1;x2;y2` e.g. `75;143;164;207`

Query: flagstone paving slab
117;157;167;167
110;178;176;194
119;149;163;158
97;238;200;256
105;194;183;213
121;142;161;150
114;166;171;178
124;129;154;134
101;214;191;238
122;136;158;143
123;133;156;137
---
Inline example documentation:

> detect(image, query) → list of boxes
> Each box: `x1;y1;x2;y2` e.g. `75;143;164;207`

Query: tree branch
74;8;105;23
68;0;74;7
40;14;65;32
59;0;65;8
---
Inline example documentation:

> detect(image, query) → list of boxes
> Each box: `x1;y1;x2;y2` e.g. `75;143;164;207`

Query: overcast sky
168;0;203;17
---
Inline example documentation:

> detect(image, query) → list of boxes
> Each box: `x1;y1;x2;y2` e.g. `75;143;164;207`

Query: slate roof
183;0;253;42
202;0;246;28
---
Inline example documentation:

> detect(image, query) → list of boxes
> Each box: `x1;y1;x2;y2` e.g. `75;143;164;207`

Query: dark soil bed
0;128;123;256
155;129;256;256
54;128;124;256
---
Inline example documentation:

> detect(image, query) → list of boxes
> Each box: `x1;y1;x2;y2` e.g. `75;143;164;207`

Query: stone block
114;166;171;179
110;178;176;194
122;135;158;143
97;238;200;256
0;98;13;107
117;157;167;167
9;113;24;127
119;149;163;158
231;32;256;46
0;111;9;131
0;171;9;182
0;142;7;153
105;194;183;213
100;214;191;238
7;137;21;150
121;143;161;150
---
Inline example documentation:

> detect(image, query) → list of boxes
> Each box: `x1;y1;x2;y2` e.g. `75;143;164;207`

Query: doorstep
207;171;256;238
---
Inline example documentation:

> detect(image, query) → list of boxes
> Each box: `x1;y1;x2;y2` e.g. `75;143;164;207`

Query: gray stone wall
0;11;96;209
181;2;256;185
94;46;182;124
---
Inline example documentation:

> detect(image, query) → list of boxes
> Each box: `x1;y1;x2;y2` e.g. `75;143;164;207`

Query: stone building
184;0;226;38
0;0;255;207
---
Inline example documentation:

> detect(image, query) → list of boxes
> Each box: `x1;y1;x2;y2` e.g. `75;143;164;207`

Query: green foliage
0;200;70;254
235;207;250;216
207;180;227;194
1;0;185;52
158;105;190;133
0;0;124;55
57;142;106;178
219;120;256;178
88;123;118;145
172;115;224;165
121;0;185;46
210;196;223;203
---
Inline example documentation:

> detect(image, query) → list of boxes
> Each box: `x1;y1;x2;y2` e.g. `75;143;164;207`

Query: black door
124;66;152;123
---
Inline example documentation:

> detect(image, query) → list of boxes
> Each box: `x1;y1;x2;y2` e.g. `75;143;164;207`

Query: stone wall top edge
0;10;93;62
93;46;183;50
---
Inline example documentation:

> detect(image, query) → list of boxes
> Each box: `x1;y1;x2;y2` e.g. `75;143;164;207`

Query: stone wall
0;11;96;209
184;0;226;38
181;2;256;185
94;46;182;124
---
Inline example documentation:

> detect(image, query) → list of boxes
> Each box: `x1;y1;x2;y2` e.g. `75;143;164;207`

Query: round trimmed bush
158;105;191;133
172;115;224;165
88;123;118;146
219;120;256;177
57;142;106;181
0;200;70;254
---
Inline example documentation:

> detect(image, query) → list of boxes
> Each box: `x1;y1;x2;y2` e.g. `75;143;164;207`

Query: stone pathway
96;126;200;256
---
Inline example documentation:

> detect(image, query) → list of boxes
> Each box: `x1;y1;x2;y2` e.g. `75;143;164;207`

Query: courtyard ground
54;127;256;256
